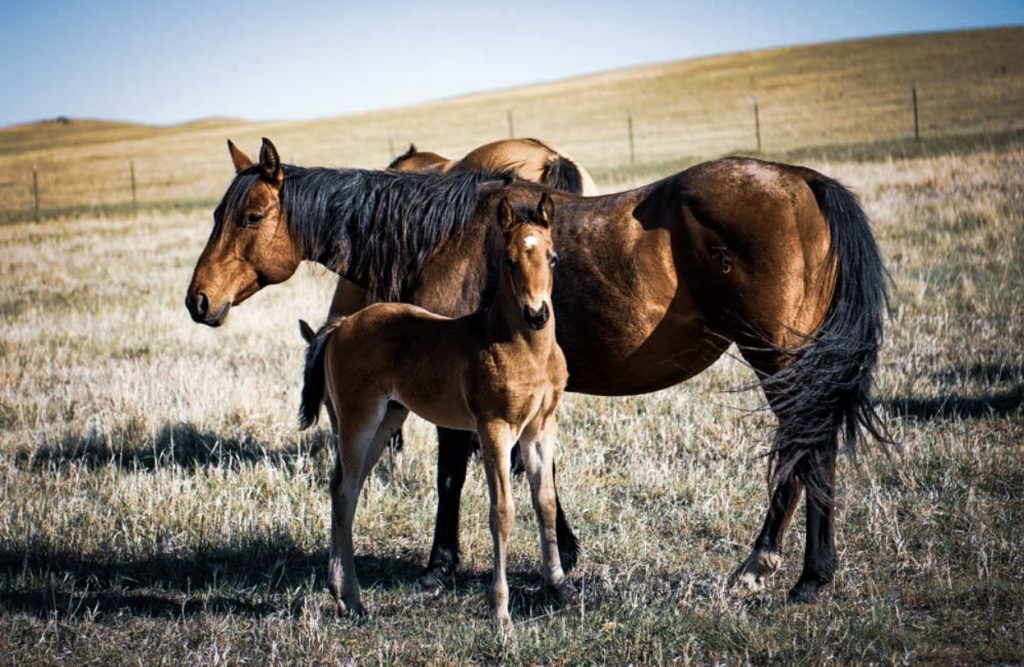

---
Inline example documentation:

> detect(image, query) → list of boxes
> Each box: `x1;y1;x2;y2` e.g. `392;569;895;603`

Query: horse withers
299;194;569;626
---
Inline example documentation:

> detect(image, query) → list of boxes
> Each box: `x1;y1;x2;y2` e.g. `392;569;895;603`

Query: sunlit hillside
0;27;1021;219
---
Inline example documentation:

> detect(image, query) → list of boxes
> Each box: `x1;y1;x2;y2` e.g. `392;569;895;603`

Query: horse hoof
558;547;578;574
418;564;451;593
550;579;576;608
786;580;824;605
348;603;369;624
728;550;780;594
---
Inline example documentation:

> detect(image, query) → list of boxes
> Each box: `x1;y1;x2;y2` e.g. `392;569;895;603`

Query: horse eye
505;257;517;270
246;213;264;225
549;253;558;266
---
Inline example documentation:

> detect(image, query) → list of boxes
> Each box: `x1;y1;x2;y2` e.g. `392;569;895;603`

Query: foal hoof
786;579;826;605
333;598;369;623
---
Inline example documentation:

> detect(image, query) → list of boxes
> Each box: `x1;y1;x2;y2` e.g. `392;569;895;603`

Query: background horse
187;138;889;604
324;137;598;327
299;194;568;625
387;138;599;196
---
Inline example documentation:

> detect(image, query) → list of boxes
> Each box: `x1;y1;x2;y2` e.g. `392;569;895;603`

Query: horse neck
485;270;556;355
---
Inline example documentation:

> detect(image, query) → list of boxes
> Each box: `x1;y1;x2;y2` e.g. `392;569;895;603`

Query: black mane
218;165;486;302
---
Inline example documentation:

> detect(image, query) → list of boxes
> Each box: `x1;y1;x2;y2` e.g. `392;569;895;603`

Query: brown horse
299;194;568;625
187;138;889;604
388;138;599;196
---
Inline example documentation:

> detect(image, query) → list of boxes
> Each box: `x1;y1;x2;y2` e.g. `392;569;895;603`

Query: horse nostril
196;292;209;318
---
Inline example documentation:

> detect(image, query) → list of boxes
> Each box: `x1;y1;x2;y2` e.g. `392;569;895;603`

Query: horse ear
497;197;516;235
298;319;315;344
407;143;417;155
227;139;253;173
535;193;554;229
259;137;283;186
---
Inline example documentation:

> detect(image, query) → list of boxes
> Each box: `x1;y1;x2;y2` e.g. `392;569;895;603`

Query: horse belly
392;381;476;432
563;305;727;395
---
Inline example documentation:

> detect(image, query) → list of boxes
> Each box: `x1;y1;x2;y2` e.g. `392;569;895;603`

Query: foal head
497;193;557;331
185;138;301;326
387;143;449;172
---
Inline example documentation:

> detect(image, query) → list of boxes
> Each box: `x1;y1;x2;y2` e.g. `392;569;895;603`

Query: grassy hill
0;27;1021;218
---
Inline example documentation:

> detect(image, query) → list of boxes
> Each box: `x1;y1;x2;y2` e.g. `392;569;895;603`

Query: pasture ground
1;27;1023;666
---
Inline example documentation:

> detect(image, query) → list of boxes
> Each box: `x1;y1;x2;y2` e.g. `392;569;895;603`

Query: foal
300;193;569;626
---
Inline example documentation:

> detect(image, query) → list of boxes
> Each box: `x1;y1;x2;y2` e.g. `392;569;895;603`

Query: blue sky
1;0;1021;127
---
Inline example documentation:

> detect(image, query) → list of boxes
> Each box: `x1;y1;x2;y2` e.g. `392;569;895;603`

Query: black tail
541;156;584;195
764;174;892;489
299;318;345;430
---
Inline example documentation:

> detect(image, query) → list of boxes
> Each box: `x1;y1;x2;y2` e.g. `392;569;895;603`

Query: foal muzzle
523;302;550;330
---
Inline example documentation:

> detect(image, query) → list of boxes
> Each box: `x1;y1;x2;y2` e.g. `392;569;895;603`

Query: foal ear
497;197;516;235
406;143;417;155
535;193;554;229
227;139;254;173
298;319;316;344
259;137;284;186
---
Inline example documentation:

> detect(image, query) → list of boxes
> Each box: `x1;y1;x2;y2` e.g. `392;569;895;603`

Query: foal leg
478;422;517;627
330;402;408;619
519;418;573;606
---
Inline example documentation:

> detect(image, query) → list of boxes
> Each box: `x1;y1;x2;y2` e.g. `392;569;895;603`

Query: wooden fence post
32;164;40;222
130;161;137;206
912;81;920;142
507;109;515;138
627;113;635;165
753;97;762;153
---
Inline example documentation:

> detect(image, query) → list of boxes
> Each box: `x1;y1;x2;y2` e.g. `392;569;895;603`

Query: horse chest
468;346;561;425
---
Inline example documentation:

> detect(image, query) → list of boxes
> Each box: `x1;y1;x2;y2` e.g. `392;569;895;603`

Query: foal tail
765;174;892;488
299;318;345;430
541;156;585;195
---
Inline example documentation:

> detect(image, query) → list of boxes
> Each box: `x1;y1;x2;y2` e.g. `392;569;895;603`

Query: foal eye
246;213;264;225
505;257;517;270
549;253;558;266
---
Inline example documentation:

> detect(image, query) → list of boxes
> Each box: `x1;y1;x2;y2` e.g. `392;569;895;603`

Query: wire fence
2;49;1022;223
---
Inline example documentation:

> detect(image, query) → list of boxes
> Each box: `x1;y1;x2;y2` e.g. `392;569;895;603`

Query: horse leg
736;347;839;602
519;418;573;606
788;444;838;603
478;422;517;628
729;472;802;592
419;427;476;590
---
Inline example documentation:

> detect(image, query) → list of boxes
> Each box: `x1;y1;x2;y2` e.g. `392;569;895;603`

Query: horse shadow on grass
883;363;1023;421
1;537;574;624
19;421;335;473
0;533;425;621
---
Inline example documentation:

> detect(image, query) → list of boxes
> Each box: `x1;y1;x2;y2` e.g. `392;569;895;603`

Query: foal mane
223;166;488;302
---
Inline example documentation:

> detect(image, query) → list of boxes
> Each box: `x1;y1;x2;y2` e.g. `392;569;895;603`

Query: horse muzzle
186;291;231;327
523;302;550;330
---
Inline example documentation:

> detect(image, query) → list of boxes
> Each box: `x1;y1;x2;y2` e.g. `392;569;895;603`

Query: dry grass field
2;28;1023;665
